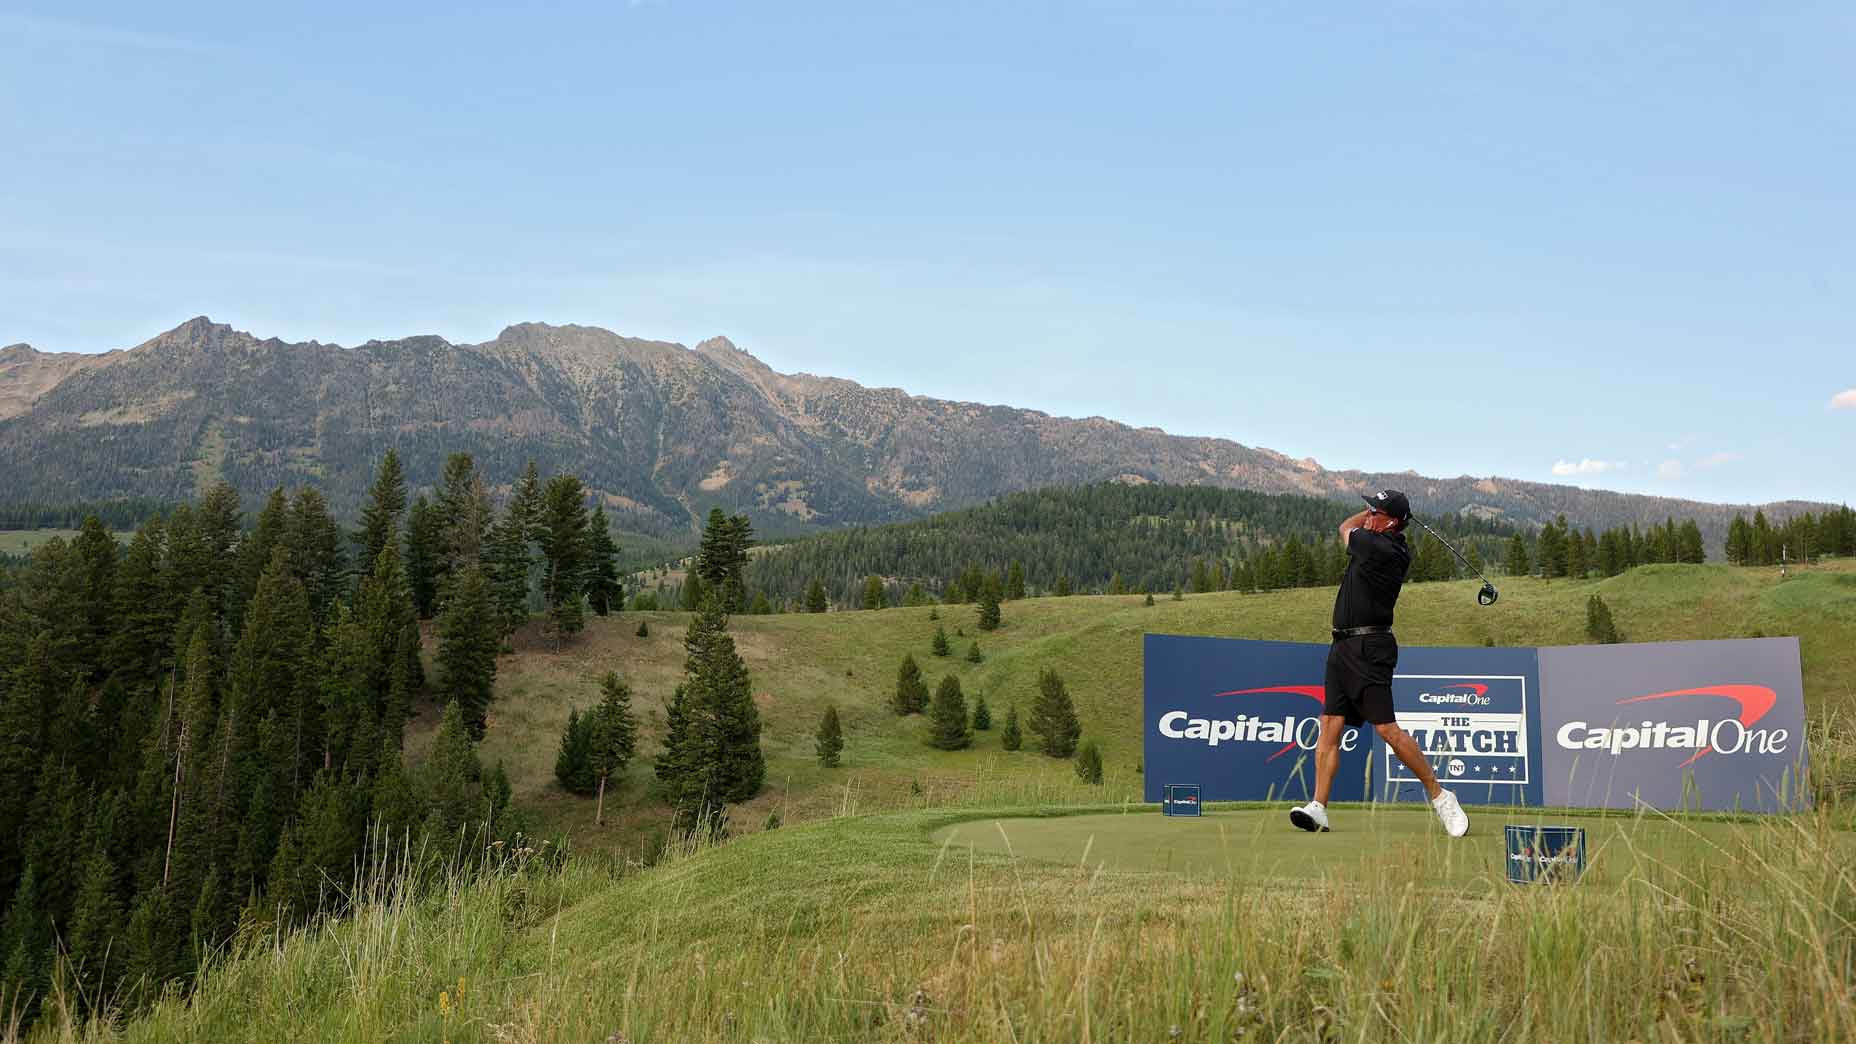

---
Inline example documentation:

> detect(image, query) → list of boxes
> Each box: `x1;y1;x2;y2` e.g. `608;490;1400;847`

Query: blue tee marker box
1163;784;1202;817
1504;825;1586;884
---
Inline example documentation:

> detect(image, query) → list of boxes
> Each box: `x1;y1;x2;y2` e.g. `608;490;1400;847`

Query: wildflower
439;991;450;1015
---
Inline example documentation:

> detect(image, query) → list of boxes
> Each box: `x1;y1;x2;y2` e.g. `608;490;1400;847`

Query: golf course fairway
931;806;1828;888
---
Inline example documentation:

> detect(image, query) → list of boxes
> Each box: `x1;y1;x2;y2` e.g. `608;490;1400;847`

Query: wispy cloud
1831;389;1856;411
1551;458;1625;477
0;13;216;55
1696;451;1744;470
1655;459;1685;480
1666;434;1697;452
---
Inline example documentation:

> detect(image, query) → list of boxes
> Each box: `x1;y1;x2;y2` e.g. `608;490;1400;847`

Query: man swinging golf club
1289;489;1470;837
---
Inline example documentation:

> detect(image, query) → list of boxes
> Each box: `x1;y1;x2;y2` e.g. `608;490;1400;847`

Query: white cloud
1696;451;1744;470
1550;458;1625;477
1666;434;1697;452
1655;459;1684;480
1831;389;1856;411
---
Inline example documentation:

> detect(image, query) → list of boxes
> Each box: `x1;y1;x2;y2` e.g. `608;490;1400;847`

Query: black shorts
1324;632;1398;727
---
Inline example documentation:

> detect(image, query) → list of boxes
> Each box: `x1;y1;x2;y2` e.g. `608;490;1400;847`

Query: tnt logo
1389;676;1531;786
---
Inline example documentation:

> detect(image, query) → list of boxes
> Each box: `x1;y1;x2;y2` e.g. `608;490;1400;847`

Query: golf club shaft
1410;516;1496;588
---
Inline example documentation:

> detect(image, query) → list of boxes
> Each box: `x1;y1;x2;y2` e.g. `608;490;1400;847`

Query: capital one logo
1155;685;1361;759
1555;685;1789;767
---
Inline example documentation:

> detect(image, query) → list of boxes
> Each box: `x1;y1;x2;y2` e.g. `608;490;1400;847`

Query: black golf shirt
1332;529;1411;630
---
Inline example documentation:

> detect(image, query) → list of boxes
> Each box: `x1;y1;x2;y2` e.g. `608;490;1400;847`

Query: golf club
1407;516;1501;605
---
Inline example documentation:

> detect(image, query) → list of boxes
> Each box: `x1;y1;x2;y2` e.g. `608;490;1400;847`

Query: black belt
1332;625;1393;639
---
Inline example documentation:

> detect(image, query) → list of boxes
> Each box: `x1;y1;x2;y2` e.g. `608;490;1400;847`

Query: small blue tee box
1162;784;1202;817
1504;825;1586;884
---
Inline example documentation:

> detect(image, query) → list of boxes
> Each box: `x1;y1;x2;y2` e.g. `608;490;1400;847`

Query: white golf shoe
1289;801;1330;832
1431;789;1469;837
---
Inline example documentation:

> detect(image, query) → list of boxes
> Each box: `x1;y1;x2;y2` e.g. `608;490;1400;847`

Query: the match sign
1504;825;1586;884
1163;784;1202;816
1375;645;1539;807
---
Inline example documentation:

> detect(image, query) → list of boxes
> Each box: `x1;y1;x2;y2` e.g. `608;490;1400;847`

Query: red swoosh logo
1215;685;1323;761
1445;682;1489;696
1615;685;1777;767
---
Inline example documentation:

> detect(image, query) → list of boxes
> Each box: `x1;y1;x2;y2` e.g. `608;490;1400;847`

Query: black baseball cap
1361;489;1411;521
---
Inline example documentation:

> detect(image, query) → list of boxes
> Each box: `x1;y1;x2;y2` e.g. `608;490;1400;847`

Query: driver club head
1478;582;1499;606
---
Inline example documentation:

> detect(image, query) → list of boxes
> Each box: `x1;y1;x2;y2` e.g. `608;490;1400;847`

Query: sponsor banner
1163;784;1202;816
1143;635;1372;804
1145;634;1807;812
1504;825;1587;885
1376;645;1543;807
1537;637;1809;813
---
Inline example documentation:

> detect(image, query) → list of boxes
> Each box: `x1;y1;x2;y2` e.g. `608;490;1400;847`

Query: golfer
1289;489;1470;836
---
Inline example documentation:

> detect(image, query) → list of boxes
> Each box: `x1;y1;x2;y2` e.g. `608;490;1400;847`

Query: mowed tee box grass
405;558;1856;852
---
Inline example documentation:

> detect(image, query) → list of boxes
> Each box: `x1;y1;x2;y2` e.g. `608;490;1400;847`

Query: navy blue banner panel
1143;635;1373;804
1375;645;1543;807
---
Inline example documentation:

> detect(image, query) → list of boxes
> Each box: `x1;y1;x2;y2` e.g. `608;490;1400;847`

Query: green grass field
930;805;1814;886
75;802;1854;1042
414;558;1856;855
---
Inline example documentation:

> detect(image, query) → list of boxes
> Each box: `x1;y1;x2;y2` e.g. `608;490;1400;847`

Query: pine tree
1143;591;1155;606
1005;561;1026;600
285;482;348;631
484;505;534;638
356;450;407;579
437;453;491;576
418;701;482;840
1029;668;1081;758
1677;520;1706;564
635;619;650;638
230;547;319;798
654;684;692;795
893;654;928;715
971;693;992;731
1074;741;1103;784
404;494;442;619
537;475;589;643
1172;584;1184;601
976;575;1002;631
931;625;951;657
815;705;844;768
1108;572;1127;596
928;675;971;750
804;579;828;613
436;566;498;740
902;582;928;607
583;505;623;616
1054;575;1073;597
694;509;754;612
1566;530;1588;579
1586;595;1623;644
748;591;772;614
1001;704;1023;751
588;673;637;824
682;569;707;610
1189;558;1211;594
667;597;764;821
554;707;594;794
966;640;983;664
1505;535;1531;577
862;576;886;610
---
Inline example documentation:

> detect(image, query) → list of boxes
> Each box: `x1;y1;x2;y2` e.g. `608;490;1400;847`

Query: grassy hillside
81;803;1856;1042
410;559;1856;855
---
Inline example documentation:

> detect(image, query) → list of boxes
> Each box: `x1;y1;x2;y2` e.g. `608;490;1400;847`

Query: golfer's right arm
1339;509;1370;546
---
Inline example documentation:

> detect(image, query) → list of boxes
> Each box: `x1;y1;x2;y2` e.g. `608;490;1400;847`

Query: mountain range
0;318;1831;547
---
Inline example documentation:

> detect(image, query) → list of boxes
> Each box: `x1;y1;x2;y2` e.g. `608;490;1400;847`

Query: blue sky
3;1;1850;506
